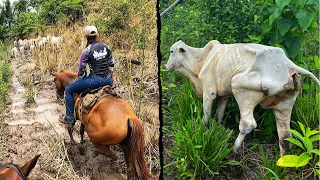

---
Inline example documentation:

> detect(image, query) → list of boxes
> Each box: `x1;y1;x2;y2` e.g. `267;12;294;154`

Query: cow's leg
272;93;298;156
232;89;262;153
203;91;217;126
216;97;228;125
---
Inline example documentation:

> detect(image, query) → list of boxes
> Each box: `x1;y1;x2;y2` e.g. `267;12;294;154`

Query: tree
4;0;12;27
13;0;29;16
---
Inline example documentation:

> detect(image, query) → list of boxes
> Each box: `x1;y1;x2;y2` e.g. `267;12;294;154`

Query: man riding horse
59;25;114;124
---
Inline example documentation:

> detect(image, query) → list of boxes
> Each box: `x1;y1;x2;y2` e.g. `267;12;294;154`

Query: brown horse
0;155;40;180
52;70;151;180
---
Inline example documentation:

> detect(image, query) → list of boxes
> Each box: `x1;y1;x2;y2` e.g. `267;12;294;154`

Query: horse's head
0;154;40;180
51;71;77;99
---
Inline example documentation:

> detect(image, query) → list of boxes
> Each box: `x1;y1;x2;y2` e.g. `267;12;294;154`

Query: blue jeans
64;76;113;123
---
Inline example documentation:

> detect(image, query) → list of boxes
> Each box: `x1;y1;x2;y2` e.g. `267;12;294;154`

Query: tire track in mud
1;55;128;179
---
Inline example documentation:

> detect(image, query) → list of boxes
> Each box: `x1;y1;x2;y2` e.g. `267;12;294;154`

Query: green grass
258;145;289;180
163;72;236;179
0;42;12;161
22;76;36;103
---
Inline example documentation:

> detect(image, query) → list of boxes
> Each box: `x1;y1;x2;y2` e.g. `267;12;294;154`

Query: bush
160;0;261;59
37;0;85;25
95;1;131;36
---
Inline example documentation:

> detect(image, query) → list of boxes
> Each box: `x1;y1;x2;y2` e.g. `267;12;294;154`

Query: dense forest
161;0;319;179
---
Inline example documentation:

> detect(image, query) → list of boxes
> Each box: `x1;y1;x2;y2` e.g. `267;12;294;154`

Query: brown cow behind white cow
165;40;320;156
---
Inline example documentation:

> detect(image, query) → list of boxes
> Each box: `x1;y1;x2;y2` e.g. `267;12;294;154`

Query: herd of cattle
9;35;63;58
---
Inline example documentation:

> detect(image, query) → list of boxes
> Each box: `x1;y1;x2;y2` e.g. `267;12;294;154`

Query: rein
0;163;26;180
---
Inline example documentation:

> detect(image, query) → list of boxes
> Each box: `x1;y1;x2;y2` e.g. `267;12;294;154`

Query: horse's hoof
70;140;76;145
94;150;100;157
78;146;85;155
110;155;117;161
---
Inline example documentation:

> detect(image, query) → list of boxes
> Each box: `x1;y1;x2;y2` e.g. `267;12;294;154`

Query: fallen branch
160;0;182;17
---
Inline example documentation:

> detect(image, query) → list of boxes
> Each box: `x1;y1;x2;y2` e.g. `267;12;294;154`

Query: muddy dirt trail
1;54;155;179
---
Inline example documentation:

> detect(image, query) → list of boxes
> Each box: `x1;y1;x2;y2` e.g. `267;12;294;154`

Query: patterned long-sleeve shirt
77;42;114;77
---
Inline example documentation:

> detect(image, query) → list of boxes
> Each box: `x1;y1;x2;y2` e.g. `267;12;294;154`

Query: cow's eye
170;50;173;53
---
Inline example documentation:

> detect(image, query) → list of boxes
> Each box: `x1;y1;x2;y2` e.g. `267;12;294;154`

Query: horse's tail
128;117;151;180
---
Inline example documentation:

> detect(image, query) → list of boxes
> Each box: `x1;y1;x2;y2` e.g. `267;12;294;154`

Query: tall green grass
258;145;289;180
163;72;235;179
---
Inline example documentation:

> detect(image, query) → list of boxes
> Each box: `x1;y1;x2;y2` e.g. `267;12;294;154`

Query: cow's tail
127;117;151;180
292;65;320;86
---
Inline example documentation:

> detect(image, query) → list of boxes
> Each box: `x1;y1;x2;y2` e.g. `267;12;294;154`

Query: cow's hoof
233;146;242;155
232;148;242;161
280;132;292;155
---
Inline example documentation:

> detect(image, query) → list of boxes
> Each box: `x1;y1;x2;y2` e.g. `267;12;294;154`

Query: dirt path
1;54;148;179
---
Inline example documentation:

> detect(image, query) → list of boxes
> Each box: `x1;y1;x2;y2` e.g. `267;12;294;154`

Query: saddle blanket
74;85;120;121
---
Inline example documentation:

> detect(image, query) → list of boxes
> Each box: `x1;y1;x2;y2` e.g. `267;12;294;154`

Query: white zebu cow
18;39;24;47
165;40;320;156
37;37;47;50
24;39;31;51
13;40;18;47
19;46;25;56
50;36;62;50
30;44;35;51
9;47;19;58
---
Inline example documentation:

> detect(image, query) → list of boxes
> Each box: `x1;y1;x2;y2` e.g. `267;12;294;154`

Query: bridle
0;163;26;180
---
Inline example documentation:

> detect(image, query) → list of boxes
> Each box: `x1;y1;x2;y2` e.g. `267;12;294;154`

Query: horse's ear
20;154;40;177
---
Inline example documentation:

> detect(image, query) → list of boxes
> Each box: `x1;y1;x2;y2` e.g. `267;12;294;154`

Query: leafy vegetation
253;0;318;58
161;0;319;178
0;0;85;40
0;41;12;160
277;122;319;176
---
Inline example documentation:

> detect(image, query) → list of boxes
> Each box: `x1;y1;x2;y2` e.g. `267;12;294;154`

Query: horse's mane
59;70;77;78
56;70;78;88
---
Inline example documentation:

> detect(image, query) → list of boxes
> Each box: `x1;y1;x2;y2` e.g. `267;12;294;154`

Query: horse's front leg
80;123;85;144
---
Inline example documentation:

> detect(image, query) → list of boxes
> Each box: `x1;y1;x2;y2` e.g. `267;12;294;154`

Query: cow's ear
179;48;186;53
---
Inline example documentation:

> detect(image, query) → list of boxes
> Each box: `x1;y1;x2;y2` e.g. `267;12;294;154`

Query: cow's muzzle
165;63;174;71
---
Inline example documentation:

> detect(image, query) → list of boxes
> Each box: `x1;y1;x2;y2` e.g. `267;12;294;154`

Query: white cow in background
19;46;25;55
13;40;18;47
9;47;19;58
30;44;35;51
165;40;320;156
50;36;62;50
37;37;47;50
18;39;24;47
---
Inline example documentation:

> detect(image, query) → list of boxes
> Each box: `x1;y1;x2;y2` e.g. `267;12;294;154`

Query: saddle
74;85;120;121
